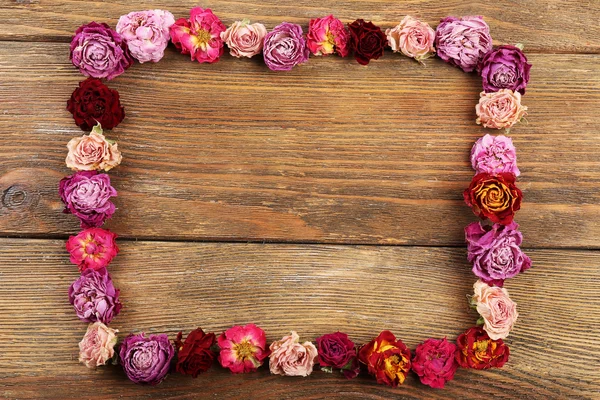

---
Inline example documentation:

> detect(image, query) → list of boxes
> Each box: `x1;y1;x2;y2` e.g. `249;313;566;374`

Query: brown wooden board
1;43;600;247
0;239;598;399
1;0;600;53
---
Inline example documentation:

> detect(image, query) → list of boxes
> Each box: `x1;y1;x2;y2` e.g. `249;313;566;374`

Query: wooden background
1;1;599;399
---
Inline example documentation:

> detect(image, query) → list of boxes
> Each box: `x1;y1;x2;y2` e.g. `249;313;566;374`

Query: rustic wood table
1;1;599;399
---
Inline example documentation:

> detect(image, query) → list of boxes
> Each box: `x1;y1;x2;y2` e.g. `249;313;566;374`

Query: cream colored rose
385;16;435;62
476;89;528;130
66;124;122;171
78;322;118;368
472;280;518;340
221;19;267;58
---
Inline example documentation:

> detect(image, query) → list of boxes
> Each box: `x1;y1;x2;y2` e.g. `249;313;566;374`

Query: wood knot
2;185;29;208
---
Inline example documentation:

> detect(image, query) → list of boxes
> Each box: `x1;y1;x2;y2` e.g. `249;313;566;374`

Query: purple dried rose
480;45;531;95
435;16;492;73
471;134;520;176
263;22;309;71
120;332;175;385
59;170;117;228
68;267;122;324
465;221;531;286
70;22;133;80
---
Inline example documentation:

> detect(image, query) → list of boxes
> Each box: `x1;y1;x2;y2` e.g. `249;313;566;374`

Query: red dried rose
347;19;387;65
358;330;411;387
316;332;359;379
455;326;509;369
67;78;125;131
174;328;216;377
464;172;522;225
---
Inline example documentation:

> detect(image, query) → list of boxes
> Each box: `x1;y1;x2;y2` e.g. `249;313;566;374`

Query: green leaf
476;316;485;326
515;43;525;51
91;122;104;136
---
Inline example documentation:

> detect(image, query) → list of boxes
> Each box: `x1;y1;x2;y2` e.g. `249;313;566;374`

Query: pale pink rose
66;124;122;171
221;19;267;58
116;10;175;63
269;331;318;377
476;89;528;130
386;16;435;62
472;280;518;340
78;322;118;368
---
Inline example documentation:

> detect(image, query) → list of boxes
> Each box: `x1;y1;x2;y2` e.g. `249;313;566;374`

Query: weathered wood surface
1;0;600;398
1;0;600;53
1;42;600;247
0;239;598;399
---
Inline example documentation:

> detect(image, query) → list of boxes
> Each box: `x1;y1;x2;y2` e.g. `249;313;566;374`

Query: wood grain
1;0;600;53
1;42;600;247
0;239;598;399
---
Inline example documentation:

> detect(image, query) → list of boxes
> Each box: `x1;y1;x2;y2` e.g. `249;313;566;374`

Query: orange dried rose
358;330;411;387
455;326;509;369
464;172;522;225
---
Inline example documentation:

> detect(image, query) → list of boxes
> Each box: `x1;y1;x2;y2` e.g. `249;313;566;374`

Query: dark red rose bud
347;19;387;65
316;332;356;368
67;78;125;131
174;328;216;377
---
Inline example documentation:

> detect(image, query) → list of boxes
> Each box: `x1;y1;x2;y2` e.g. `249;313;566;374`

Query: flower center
234;340;254;359
196;29;212;45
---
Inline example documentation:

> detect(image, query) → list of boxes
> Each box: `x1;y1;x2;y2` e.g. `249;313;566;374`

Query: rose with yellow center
358;330;411;387
169;7;226;64
455;326;510;369
306;15;350;57
464;172;522;225
218;324;269;373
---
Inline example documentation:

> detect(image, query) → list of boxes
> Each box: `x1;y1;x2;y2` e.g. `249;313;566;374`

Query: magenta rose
263;22;309;71
466;221;531;287
68;267;122;324
120;332;175;385
59;171;117;228
315;332;360;379
411;338;458;389
70;22;133;80
435;16;492;73
480;45;531;95
471;134;520;176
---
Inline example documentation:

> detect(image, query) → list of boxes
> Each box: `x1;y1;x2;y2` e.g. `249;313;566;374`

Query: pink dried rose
476;89;528;130
306;15;349;57
59;171;117;229
472;280;518;340
116;9;175;63
386;16;435;63
66;124;122;172
269;331;318;377
221;19;267;58
434;16;492;73
79;322;118;368
411;338;458;389
170;7;226;63
66;228;119;272
69;22;133;80
471;134;520;176
466;221;531;287
218;323;269;373
263;22;310;71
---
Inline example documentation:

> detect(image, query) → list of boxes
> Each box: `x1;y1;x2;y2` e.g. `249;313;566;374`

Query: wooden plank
1;42;599;247
0;239;598;399
1;0;599;53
